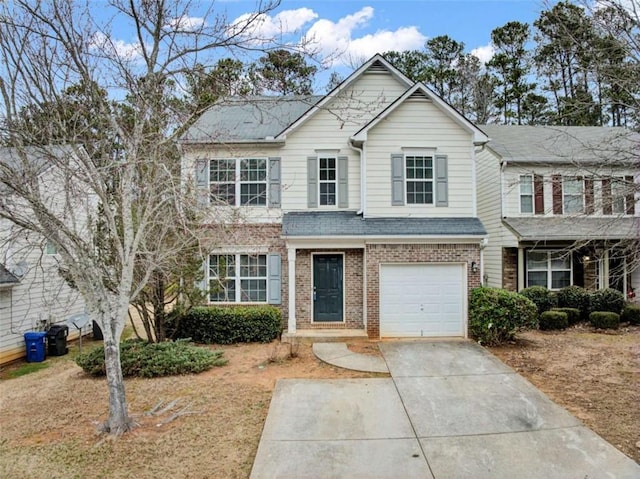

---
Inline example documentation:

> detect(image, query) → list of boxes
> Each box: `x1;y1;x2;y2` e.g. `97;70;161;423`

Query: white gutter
348;140;366;217
500;160;507;218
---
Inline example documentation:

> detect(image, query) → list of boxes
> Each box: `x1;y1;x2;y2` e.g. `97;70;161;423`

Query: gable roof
180;95;321;144
351;83;489;145
274;54;414;140
480;124;640;165
0;145;79;173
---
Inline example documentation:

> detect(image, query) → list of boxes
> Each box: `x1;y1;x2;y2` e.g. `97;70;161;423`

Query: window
611;177;627;215
45;240;58;255
526;251;572;290
209;254;267;303
209;159;267;206
405;155;433;204
318;156;337;206
562;177;584;214
519;175;533;213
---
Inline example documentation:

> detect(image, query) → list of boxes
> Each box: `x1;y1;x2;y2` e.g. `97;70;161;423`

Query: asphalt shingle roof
283;211;486;237
480;124;640;165
181;96;322;144
503;217;639;241
0;264;19;285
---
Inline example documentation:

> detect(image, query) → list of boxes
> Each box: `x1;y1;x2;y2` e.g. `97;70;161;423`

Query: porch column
287;247;297;333
602;250;610;289
517;247;525;291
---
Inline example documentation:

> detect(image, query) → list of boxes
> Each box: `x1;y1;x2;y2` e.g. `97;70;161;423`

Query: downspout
348;140;366;217
471;145;478;217
500;160;507;219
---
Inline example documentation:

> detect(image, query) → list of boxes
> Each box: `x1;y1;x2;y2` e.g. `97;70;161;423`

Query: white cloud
168;16;206;31
90;32;143;61
304;7;426;66
231;8;318;40
471;44;495;64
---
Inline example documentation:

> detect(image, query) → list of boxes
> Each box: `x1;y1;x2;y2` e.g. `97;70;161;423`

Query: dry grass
0;339;382;479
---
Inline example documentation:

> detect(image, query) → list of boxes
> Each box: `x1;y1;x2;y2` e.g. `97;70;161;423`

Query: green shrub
620;304;640;325
469;287;538;346
539;310;569;330
589;311;620;330
75;339;227;377
172;306;281;344
590;288;625;314
519;286;557;315
551;307;581;325
556;286;591;320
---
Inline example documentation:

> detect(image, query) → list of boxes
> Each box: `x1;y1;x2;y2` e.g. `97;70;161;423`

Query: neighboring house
0;146;87;364
476;125;640;295
181;54;489;339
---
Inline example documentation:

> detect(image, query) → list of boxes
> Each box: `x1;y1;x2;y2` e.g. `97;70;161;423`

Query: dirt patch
489;324;640;464
0;339;381;479
346;341;383;356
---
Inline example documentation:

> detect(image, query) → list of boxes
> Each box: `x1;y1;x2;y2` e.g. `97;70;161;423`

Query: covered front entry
313;254;344;322
379;263;465;337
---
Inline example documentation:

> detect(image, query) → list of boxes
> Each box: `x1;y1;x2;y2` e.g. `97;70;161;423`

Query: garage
379;263;466;337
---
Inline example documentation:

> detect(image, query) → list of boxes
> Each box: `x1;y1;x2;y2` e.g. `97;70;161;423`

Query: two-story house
181;54;489;340
477;125;639;295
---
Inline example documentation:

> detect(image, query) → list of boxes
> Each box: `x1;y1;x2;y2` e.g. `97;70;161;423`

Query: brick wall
365;243;481;339
502;247;518;291
295;249;364;329
201;223;289;323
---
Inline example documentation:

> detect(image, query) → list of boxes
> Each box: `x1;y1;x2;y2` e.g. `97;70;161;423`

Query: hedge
539;310;569;330
551;307;580;325
590;288;625;314
620;304;640;325
589;311;620;330
172;305;282;344
469;287;538;346
519;286;557;315
556;286;591;320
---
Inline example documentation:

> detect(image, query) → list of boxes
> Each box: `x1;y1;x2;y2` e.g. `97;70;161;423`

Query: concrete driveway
250;341;640;479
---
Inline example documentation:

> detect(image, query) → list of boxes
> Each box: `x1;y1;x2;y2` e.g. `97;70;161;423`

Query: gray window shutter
307;156;318;208
268;253;282;305
338;156;349;208
268;157;281;208
195;159;209;206
435;154;448;207
197;258;208;296
391;154;404;206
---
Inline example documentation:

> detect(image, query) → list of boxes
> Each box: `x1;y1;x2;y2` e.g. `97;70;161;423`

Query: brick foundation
502;247;518;291
365;243;481;339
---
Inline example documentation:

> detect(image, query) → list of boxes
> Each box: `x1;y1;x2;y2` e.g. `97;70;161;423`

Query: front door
313;254;343;322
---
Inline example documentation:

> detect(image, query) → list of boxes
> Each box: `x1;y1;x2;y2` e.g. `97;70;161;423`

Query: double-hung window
209;254;267;303
526;251;572;290
209;158;267;206
562;177;584;214
318;156;337;206
519;175;533;213
611;177;627;215
405;155;434;204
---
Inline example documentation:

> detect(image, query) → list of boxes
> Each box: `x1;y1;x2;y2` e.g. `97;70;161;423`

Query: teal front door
313;254;343;322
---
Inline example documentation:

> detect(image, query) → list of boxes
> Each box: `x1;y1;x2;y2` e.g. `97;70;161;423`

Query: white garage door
380;263;465;337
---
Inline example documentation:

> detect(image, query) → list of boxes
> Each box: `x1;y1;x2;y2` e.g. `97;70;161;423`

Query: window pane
210;159;235;182
240;159;267;182
320;182;336;205
209;254;235;278
240;279;267;302
210;183;235;205
240;183;266;205
520;175;533;194
406;181;433;204
240;255;267;277
551;271;571;289
563;195;583;213
209;279;235;302
550;253;571;270
527;271;547;287
527;251;547;270
520;195;533;213
564;178;583;195
319;157;336;181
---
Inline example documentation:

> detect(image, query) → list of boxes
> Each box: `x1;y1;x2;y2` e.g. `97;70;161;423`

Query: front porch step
281;329;368;343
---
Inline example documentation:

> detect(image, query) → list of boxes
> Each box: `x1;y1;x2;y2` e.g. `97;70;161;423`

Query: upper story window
519;175;533;213
318;156;337;206
526;250;572;290
209;253;267;303
405;155;434;204
45;240;58;255
611;177;629;215
209;158;267;206
562;177;584;214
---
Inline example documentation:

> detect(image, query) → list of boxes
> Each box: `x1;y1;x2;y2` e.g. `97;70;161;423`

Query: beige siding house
181;55;489;339
476;125;639;295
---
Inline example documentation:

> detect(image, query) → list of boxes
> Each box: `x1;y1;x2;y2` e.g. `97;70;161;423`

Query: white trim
209;157;269;207
311;252;346;324
318;155;338;207
561;176;584;215
404;153;435;206
525;250;573;291
207;253;269;304
471;145;477;217
519;174;534;215
287;247;297;333
284;236;486;247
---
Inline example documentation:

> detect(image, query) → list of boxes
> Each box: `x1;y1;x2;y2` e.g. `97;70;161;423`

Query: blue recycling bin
24;331;47;362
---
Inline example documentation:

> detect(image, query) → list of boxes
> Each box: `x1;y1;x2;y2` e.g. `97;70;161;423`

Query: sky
105;0;556;87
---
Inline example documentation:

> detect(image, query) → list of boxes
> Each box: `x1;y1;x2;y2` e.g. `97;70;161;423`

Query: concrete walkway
312;342;389;373
250;341;640;479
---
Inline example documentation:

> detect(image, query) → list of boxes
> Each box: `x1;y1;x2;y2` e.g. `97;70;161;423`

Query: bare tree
0;0;282;435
